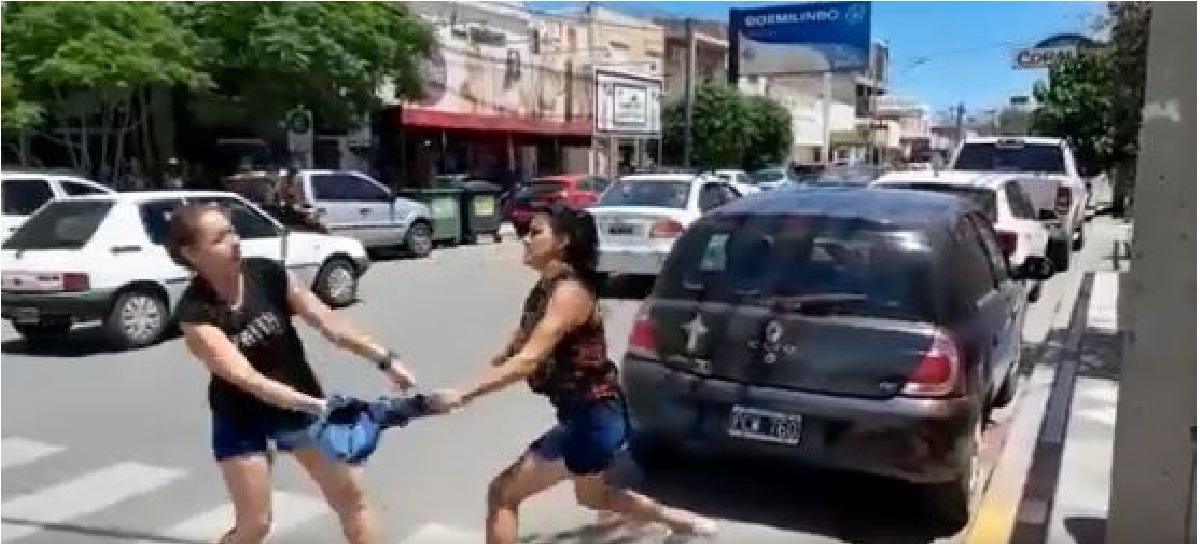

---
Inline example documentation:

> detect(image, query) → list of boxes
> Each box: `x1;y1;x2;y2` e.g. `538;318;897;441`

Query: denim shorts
211;413;317;461
528;400;636;480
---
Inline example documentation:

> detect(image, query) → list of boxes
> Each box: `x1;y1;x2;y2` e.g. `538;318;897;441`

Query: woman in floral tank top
430;204;717;543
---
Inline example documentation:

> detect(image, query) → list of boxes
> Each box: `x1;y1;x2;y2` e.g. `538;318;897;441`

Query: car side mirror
1016;255;1055;281
1037;209;1059;221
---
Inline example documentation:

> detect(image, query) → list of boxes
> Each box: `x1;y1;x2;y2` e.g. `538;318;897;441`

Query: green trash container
396;187;462;244
457;180;504;244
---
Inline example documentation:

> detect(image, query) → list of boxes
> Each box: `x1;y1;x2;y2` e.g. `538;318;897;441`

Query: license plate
11;307;39;324
608;222;635;235
727;406;803;445
473;196;495;217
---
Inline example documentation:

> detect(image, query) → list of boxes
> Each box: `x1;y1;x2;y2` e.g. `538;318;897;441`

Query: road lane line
396;522;486;543
0;462;185;542
130;491;328;544
1;438;65;470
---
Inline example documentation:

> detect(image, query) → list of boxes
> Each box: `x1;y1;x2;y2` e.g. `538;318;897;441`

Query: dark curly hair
533;203;602;291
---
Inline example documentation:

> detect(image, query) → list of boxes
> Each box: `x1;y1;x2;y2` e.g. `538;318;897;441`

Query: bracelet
374;349;398;371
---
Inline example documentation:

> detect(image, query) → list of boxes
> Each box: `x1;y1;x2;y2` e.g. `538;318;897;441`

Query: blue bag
310;393;435;465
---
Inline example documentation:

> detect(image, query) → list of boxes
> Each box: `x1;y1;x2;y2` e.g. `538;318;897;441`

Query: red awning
397;108;592;138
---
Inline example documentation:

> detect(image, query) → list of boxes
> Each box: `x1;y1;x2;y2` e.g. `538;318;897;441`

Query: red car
508;175;611;236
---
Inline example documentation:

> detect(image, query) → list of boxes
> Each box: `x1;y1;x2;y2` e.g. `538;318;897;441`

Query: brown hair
165;203;226;269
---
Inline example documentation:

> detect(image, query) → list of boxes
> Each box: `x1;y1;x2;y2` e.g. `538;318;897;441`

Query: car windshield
884;182;998;223
656;213;937;322
595;179;690;209
3;200;113;251
751;168;788;183
952;142;1067;174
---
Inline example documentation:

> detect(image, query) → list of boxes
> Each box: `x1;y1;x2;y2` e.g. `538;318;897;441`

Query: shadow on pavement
1076;329;1122;382
0;325;134;357
632;457;959;543
0;517;206;544
1063;516;1108;544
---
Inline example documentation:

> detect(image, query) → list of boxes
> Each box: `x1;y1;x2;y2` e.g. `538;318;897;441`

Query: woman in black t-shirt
169;203;413;544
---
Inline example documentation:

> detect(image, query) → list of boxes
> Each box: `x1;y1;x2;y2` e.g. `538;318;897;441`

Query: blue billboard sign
731;1;872;75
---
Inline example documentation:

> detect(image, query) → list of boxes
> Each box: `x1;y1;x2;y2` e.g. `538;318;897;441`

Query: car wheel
14;318;72;346
314;257;358;308
924;422;981;530
104;290;169;350
404;221;434;258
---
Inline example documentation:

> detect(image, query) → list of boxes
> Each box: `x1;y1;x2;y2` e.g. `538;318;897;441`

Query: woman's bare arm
182;324;325;414
284;271;392;364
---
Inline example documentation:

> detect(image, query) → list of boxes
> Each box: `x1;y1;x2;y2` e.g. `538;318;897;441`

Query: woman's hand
428;389;466;414
382;358;416;390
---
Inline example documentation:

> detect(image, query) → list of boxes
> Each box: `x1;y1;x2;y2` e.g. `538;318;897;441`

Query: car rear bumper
1;289;117;323
620;355;976;484
596;247;671;276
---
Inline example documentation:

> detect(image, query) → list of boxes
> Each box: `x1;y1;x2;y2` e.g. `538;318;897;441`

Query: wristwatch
375;349;398;372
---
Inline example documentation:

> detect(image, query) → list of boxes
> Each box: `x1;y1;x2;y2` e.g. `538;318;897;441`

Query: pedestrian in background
168;203;415;544
428;204;719;543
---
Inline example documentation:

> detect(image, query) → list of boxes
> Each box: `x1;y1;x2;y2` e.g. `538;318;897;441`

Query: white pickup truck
949;136;1095;271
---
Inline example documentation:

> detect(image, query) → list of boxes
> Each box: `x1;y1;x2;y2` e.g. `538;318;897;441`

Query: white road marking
396;522;486;543
1087;271;1120;332
1;462;185;542
129;491;328;544
1;438;65;470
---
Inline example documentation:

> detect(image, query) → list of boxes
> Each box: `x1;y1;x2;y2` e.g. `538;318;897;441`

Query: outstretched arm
182;323;326;414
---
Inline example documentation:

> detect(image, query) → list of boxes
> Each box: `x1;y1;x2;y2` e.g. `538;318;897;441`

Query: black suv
619;187;1054;526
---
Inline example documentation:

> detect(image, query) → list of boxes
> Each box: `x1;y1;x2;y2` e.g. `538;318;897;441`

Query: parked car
873;170;1054;300
949;136;1093;260
1;191;370;350
591;173;744;279
712;169;761;195
748;165;796;191
2;171;114;241
223;169;434;258
620;187;1054;526
507;175;611;236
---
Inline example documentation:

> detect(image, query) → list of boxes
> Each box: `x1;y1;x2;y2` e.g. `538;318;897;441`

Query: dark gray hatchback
619;187;1054;526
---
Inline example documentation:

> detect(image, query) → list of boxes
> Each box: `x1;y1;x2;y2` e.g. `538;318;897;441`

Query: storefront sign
595;70;661;136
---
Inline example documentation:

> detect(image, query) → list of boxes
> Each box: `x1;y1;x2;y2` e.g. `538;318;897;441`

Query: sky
529;1;1105;114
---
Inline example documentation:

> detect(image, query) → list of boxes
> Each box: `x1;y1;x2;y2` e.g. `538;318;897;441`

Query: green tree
1;58;42;131
1031;52;1113;172
175;1;432;130
2;1;204;175
662;83;792;170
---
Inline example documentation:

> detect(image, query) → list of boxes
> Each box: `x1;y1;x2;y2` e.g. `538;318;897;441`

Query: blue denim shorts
528;400;635;480
211;413;317;461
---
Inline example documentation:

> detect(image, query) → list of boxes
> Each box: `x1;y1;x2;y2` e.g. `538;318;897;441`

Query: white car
712;169;762;195
591;174;744;278
873;170;1053;300
1;190;370;350
2;171;114;241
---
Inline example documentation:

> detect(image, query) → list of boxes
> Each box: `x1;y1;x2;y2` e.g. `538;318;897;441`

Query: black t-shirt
176;258;323;429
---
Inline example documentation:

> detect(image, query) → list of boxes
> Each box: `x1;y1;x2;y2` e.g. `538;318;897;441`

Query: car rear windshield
595;180;690;209
884;182;998;222
952;142;1066;174
519;179;568;198
655;214;938;322
2;200;113;250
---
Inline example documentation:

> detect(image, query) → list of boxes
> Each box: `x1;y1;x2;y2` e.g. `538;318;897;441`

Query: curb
965;272;1095;544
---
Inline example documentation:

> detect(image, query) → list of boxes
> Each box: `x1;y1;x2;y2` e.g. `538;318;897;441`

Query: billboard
1013;33;1103;70
595;70;662;136
731;1;872;76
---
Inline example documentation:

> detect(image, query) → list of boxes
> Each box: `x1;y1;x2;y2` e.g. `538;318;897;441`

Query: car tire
404;220;434;259
104;289;169;350
14;319;72;346
314;257;359;308
1048;236;1072;273
923;422;981;530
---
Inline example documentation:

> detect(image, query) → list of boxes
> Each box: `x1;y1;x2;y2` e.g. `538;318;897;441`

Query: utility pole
585;1;598;176
682;17;697;168
952;102;966;148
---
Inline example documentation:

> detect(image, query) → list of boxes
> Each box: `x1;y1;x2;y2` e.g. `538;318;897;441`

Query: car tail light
1054;186;1072;214
902;329;962;397
649;219;685;238
996;230;1018;259
627;309;659;360
61;273;90;291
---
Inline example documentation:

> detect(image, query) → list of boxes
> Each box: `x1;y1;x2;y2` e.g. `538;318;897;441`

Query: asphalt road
0;227;1091;544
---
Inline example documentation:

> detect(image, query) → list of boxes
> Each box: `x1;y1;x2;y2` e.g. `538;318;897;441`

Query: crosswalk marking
129;491;328;544
1;462;185;542
1;438;65;469
397;523;487;544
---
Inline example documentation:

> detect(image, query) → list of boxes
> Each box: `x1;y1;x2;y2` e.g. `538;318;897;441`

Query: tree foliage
662;82;793;170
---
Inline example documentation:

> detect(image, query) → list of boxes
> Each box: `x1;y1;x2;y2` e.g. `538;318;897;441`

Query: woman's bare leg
217;454;274;544
292;448;379;544
486;453;571;544
572;475;716;536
